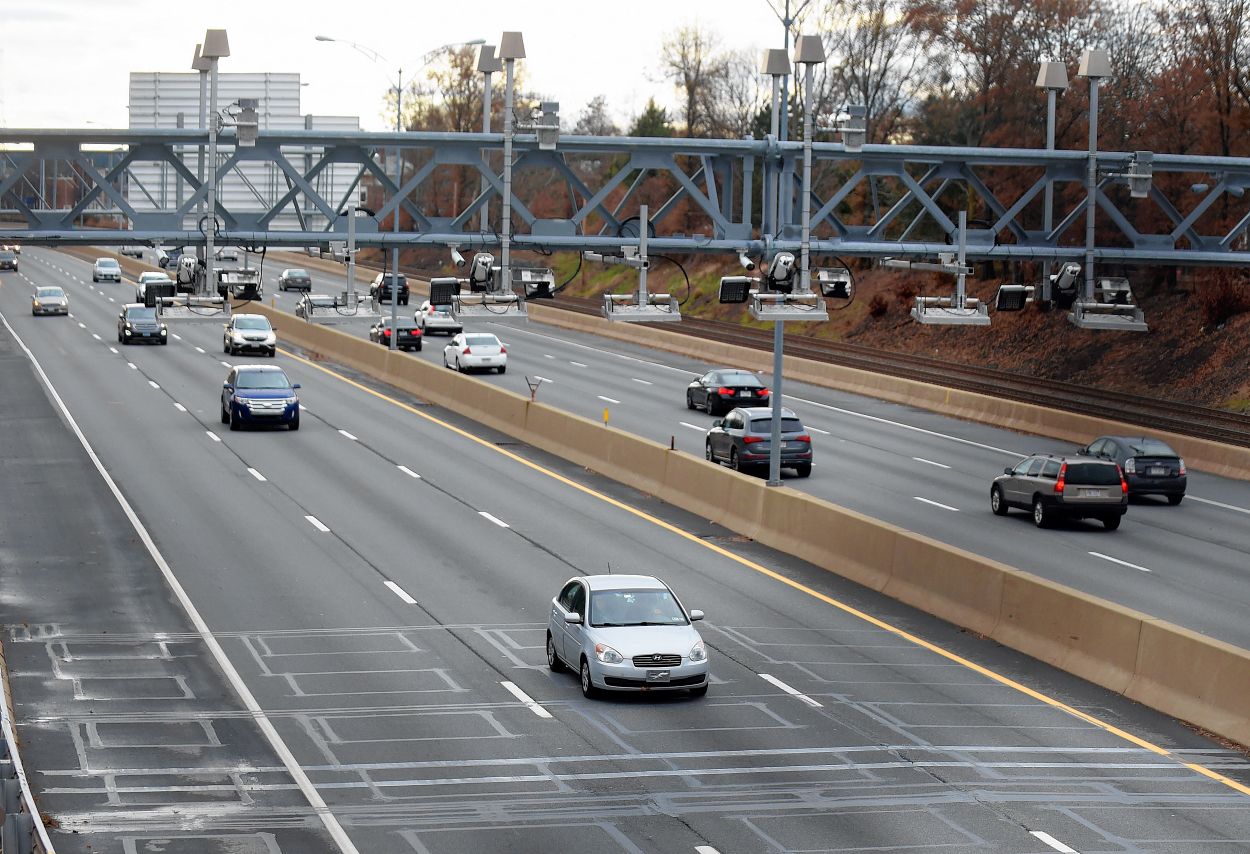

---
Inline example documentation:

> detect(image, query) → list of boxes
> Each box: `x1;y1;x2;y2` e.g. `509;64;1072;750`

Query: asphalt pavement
2;248;1249;853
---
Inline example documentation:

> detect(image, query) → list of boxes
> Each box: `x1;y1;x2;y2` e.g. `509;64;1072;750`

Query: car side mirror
563;612;583;625
688;609;704;621
223;383;234;391
1004;466;1014;475
292;383;301;389
712;419;724;428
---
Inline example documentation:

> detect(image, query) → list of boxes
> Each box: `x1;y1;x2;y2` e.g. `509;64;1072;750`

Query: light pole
498;31;525;299
1036;59;1068;303
200;29;229;311
192;44;210;241
761;48;790;241
1078;48;1110;305
766;0;814;233
478;45;501;235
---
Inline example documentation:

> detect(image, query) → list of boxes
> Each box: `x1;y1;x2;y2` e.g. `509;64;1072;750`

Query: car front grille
632;653;682;667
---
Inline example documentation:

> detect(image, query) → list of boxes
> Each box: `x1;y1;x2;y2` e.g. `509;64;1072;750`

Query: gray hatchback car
705;406;812;477
991;453;1127;529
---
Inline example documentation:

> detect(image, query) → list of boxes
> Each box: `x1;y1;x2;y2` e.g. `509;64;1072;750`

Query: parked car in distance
220;364;300;431
705;406;812;477
116;304;168;345
414;299;462;335
547;574;708;698
223;313;277;357
135;272;174;304
443;332;506;373
93;257;122;282
295;293;338;320
687;369;770;415
1078;436;1186;504
369;317;423;351
991;453;1127;529
31;286;69;316
277;268;313;291
0;250;17;272
119;246;145;258
215;246;240;262
370;272;409;305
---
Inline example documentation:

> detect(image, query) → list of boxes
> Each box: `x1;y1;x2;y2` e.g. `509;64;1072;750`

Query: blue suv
221;365;300;431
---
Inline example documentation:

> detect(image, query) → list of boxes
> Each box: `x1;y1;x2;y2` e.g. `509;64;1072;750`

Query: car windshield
749;417;804;433
97;259;119;268
234;317;271;331
430;305;452;313
719;371;761;386
1066;463;1121;485
1127;438;1176;456
0;251;15;260
589;589;688;627
141;275;171;283
235;370;292;390
465;334;499;346
36;288;64;298
125;307;157;320
286;269;309;278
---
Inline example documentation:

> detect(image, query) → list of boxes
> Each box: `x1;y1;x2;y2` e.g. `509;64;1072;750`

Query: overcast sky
0;0;802;131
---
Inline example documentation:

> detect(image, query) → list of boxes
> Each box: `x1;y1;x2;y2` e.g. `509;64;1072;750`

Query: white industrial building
127;72;360;231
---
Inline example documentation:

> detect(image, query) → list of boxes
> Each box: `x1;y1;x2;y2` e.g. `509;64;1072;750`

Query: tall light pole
478;45;501;235
200;29;229;311
1036;59;1068;304
761;48;790;241
192;44;210;242
766;0;813;233
1078;48;1110;305
498;31;525;299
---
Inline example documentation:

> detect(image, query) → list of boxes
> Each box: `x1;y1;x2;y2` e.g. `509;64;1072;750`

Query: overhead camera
450;247;466;268
765;252;797;294
469;252;495;292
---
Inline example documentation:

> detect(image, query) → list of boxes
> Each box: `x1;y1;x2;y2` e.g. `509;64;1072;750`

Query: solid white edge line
913;456;951;469
397;465;421;479
0;310;361;854
338;429;358;441
1089;551;1151;573
1187;494;1250;515
500;681;553;719
479;511;510;528
1030;830;1080;853
206;431;221;442
384;580;418;604
597;395;621;404
247;467;267;482
913;496;960;512
305;515;331;532
759;673;822;707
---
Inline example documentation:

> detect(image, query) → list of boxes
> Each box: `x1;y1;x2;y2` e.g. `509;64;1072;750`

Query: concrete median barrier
258;299;1250;749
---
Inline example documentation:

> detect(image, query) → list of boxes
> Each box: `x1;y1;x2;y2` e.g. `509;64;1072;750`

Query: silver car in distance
548;574;708;698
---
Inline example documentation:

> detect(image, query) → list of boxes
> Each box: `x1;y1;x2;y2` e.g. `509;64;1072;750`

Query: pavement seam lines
275;343;1250;801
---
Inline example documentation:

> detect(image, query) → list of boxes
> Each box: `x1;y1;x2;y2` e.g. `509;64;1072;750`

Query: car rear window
97;259;119;267
1127;438;1176;457
749;417;804;433
720;372;761;386
1066;463;1121;485
465;334;499;346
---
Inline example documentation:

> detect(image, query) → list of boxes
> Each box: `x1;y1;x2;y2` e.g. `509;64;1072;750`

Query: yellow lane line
279;346;1250;799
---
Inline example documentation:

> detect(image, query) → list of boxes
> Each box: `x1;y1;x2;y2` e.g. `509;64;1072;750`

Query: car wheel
268;348;276;358
1102;515;1121;530
546;633;563;672
796;463;812;478
990;485;1008;516
579;658;598;699
161;338;168;346
288;414;300;431
457;358;466;373
686;391;696;410
229;407;241;431
730;449;741;472
220;403;229;424
414;342;422;352
689;683;708;698
705;443;715;463
1167;494;1184;506
92;276;98;283
1032;497;1049;528
497;365;505;374
443;353;452;369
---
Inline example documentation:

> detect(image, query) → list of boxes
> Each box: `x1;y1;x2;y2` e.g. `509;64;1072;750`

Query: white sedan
443;332;507;374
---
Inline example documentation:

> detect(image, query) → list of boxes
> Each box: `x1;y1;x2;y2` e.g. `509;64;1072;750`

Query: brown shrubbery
1198;269;1250;328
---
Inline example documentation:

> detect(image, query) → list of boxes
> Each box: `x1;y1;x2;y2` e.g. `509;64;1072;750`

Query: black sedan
278;268;313;291
686;369;770;415
1079;436;1187;504
369;317;423;351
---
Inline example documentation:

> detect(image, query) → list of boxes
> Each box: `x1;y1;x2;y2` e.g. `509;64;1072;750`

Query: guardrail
1;648;56;853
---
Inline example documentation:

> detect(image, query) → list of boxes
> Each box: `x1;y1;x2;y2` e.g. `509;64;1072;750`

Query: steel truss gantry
3;127;1250;266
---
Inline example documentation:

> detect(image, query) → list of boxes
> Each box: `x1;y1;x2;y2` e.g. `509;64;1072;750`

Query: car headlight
124;323;132;330
688;640;707;662
594;643;624;664
160;327;168;335
32;301;40;308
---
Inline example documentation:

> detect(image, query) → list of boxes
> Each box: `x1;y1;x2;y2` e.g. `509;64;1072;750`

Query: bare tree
574;95;620;136
660;25;727;137
709;49;768;138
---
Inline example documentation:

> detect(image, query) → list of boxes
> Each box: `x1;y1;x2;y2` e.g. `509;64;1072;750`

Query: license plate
739;391;752;397
1147;467;1167;476
646;670;671;683
1080;489;1103;497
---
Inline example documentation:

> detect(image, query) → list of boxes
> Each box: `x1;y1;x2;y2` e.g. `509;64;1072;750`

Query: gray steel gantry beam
3;127;1250;266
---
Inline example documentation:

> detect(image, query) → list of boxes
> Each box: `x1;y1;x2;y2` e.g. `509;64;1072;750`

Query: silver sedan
548;574;708;698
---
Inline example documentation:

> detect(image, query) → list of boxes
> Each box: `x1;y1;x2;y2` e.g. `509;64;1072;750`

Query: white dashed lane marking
570;361;588;367
339;429;358;441
91;333;101;341
479;512;510;528
174;403;187;412
247;468;267;482
500;681;553;719
148;380;160;389
913;457;951;469
127;362;137;370
1031;831;1080;853
914;496;959;512
108;347;118;354
598;395;620;404
1089;551;1151;573
679;422;704;432
759;673;822;707
397;465;421;479
384;580;417;604
631;377;653;385
305;515;331;532
206;431;221;442
196;346;206;353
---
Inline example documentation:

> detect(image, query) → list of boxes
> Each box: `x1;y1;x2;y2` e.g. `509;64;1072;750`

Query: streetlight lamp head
1035;59;1068;90
201;28;230;59
795;34;825;65
498;31;525;60
477;44;502;73
191;44;209;72
1077;48;1110;79
761;47;790;76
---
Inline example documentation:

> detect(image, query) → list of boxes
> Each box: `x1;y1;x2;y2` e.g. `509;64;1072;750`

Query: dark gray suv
705;406;812;477
991;453;1127;529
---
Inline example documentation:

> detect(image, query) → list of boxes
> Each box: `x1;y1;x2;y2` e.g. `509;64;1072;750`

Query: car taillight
501;345;507;354
1055;462;1067;494
757;388;770;396
1178;459;1186;476
742;435;765;444
382;329;391;336
1124;457;1136;474
463;347;472;354
794;434;811;443
717;387;734;396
